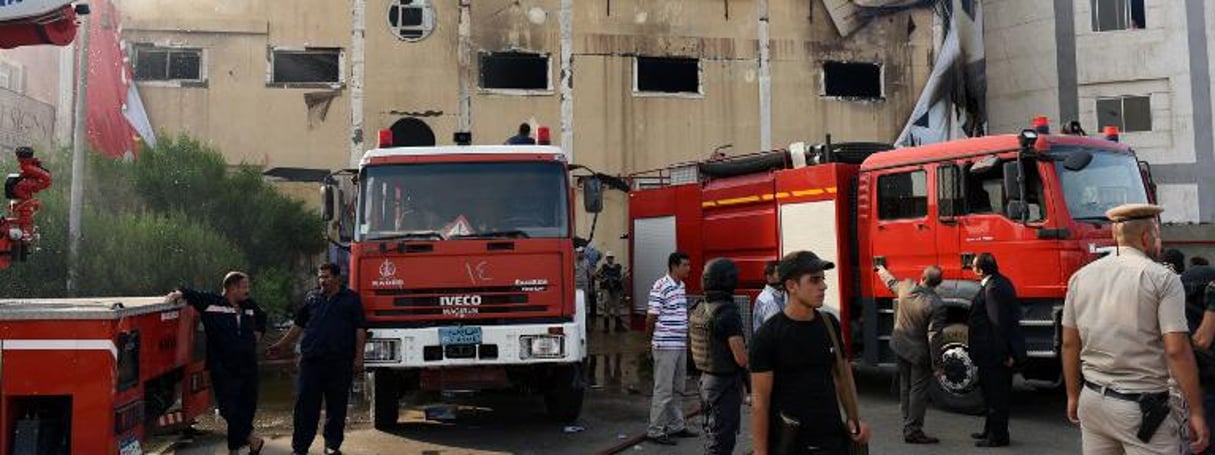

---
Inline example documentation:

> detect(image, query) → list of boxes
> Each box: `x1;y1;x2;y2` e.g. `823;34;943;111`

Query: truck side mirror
583;176;604;213
1002;162;1023;201
321;184;335;222
1006;200;1028;221
1063;150;1093;171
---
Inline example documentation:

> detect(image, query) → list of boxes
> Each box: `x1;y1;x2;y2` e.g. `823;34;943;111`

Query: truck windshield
1055;148;1149;221
357;162;569;241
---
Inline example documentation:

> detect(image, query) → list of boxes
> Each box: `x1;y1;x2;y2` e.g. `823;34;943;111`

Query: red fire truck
3;151;209;454
627;120;1155;412
0;297;210;454
322;127;597;428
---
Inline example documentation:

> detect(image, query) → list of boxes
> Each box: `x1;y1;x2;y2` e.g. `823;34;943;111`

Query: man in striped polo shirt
646;251;698;445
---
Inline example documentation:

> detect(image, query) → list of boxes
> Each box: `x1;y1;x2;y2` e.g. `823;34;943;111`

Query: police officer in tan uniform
1062;203;1210;454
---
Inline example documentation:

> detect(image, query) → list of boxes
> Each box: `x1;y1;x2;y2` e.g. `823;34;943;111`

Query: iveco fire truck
322;127;598;428
627;120;1155;412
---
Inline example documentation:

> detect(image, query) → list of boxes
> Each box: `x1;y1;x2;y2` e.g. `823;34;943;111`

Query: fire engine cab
628;120;1154;412
322;127;595;428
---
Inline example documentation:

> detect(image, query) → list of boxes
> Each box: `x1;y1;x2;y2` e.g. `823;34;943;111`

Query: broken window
479;52;549;91
1096;95;1152;132
823;61;882;99
1091;0;1145;32
635;57;700;94
133;45;203;82
271;48;342;85
388;0;435;42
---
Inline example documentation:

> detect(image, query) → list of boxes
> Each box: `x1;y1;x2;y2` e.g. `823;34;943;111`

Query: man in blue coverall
169;271;268;455
269;263;367;455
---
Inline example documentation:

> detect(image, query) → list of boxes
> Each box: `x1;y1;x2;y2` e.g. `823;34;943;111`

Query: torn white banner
895;0;986;147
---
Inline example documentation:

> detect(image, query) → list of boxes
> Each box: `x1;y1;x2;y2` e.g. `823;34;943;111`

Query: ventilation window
0;61;24;93
479;52;550;91
388;0;435;42
634;57;700;95
270;48;342;85
1096;95;1152;132
1091;0;1145;32
823;61;882;99
134;45;204;82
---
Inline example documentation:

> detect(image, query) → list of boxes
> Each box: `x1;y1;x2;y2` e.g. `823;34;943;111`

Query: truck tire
370;370;401;431
929;323;985;415
544;364;586;423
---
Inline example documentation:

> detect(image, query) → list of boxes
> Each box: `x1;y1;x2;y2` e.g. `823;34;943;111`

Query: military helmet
701;258;739;293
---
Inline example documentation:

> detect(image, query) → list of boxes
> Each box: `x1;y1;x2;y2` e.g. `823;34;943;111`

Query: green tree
1;136;325;316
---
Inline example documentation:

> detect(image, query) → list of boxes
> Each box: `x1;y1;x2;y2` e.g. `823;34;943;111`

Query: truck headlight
364;339;400;363
520;335;564;359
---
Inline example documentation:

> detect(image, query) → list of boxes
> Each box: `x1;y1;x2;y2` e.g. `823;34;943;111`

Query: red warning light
537;126;551;145
1032;116;1050;134
378;129;394;148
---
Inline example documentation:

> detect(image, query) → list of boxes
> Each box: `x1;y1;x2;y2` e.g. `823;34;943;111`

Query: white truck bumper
364;291;587;369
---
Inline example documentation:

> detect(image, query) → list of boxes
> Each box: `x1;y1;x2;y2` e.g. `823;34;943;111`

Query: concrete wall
986;0;1215;223
984;0;1062;135
118;0;352;170
0;45;66;151
119;0;935;261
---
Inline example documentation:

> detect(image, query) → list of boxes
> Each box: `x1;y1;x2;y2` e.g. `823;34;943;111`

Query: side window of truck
937;164;963;218
877;170;928;220
963;162;1003;215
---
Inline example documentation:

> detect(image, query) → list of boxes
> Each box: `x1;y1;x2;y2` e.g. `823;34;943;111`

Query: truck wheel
370;370;401;431
929;323;985;415
544;365;586;423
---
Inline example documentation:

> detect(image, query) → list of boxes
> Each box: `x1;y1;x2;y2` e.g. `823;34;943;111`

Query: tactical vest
689;300;739;374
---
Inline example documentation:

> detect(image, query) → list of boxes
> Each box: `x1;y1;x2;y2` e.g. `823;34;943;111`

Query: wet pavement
154;328;1085;454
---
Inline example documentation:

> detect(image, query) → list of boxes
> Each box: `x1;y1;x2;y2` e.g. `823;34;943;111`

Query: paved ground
157;330;1084;454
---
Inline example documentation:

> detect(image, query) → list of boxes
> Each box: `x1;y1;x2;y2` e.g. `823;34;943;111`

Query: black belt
1084;381;1168;402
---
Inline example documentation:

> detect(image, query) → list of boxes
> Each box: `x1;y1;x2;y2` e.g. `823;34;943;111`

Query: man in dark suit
967;253;1026;448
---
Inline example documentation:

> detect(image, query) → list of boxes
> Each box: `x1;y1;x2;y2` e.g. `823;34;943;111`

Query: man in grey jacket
876;264;946;444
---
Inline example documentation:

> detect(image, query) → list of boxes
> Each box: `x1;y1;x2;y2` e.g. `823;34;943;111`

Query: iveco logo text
0;1;24;8
372;259;404;288
515;279;548;292
440;295;481;317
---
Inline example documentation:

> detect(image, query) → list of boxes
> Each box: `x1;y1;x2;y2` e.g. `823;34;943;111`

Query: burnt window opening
1092;0;1145;32
271;48;342;85
1096;95;1152;133
388;0;435;42
479;52;550;91
134;46;203;82
823;61;882;99
389;117;436;147
635;57;700;94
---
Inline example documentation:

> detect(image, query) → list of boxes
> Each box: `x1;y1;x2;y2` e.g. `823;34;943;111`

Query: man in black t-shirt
690;258;748;455
749;251;870;455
